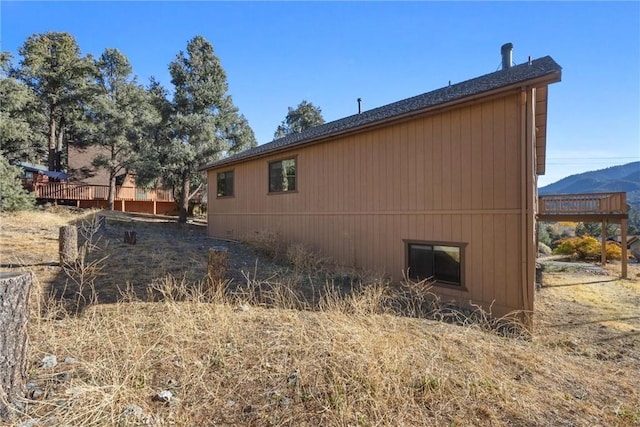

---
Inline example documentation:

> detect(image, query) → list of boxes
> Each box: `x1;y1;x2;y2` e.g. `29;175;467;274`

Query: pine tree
85;48;159;210
17;32;95;171
156;35;257;222
274;100;325;139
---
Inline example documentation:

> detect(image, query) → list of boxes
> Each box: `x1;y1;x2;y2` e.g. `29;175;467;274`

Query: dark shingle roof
203;56;561;170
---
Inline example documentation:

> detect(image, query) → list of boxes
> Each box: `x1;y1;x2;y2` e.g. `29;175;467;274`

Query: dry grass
1;208;639;426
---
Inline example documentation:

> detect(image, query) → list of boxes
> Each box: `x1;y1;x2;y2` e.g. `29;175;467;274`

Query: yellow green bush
553;236;622;260
605;242;622;260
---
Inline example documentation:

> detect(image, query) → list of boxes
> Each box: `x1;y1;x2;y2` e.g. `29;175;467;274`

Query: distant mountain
539;162;640;206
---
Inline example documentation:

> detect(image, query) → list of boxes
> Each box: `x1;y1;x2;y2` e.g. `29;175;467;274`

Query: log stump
59;225;78;266
0;272;32;421
207;246;228;289
124;230;137;245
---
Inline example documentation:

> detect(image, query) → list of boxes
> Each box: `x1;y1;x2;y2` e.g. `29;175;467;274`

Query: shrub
0;156;35;212
605;242;622;260
552;236;622;260
553;236;600;260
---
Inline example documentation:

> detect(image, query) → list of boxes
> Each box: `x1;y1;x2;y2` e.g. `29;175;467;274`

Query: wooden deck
538;192;629;278
538;192;628;222
34;183;176;215
34;183;173;202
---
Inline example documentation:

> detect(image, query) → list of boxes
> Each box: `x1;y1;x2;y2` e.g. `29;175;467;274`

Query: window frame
404;240;467;289
216;170;235;198
268;156;297;194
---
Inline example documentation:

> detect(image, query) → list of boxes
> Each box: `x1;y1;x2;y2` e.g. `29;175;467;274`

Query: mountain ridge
539;161;640;206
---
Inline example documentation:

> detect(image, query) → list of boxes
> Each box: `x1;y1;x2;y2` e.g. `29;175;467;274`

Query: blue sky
1;1;638;186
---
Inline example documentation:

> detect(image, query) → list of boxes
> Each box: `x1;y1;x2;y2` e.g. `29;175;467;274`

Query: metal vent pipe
501;43;513;70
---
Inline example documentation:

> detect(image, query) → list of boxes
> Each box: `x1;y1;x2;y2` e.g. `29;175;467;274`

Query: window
217;170;234;197
407;242;463;286
269;158;296;193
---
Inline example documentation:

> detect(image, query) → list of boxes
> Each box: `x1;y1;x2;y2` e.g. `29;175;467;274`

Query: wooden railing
34;183;174;202
538;192;627;217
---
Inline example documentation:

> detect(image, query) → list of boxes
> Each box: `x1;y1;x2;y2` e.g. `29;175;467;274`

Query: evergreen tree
0;156;35;212
17;32;95;171
85;48;159;210
0;52;46;163
274;100;325;139
155;35;256;222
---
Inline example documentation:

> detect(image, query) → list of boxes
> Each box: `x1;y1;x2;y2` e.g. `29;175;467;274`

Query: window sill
432;281;468;292
267;190;298;195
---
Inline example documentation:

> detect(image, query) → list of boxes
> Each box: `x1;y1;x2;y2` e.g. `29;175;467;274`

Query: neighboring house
629;237;640;260
18;162;67;191
612;235;640;260
33;143;176;215
202;45;562;318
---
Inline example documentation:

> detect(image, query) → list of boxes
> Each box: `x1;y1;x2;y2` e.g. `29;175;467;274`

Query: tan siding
207;92;533;315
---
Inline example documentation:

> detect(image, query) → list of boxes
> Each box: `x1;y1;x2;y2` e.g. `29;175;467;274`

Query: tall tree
156;35;256;223
274;100;325;139
17;32;95;171
0;52;46;163
85;48;159;210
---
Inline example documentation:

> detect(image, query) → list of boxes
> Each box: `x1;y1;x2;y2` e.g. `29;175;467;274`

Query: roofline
202;67;561;171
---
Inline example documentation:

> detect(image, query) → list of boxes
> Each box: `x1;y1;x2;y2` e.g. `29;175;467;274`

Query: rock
287;372;299;387
121;405;145;420
17;419;39;427
63;356;78;364
538;242;552;256
279;396;292;406
40;355;57;369
225;399;235;408
29;389;45;400
152;390;172;404
53;372;72;383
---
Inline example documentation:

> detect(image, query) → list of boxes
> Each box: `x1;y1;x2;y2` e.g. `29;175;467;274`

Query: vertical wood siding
208;93;527;315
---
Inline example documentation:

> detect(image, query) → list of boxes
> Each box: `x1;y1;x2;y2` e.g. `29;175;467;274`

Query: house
33;144;176;215
629;236;640;260
612;235;640;260
18;162;67;191
202;44;562;318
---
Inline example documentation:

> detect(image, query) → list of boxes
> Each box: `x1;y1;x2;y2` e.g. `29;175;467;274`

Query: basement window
406;241;464;286
269;158;296;193
217;170;234;197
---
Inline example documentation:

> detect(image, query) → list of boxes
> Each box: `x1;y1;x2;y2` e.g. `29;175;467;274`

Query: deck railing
538;192;627;216
34;183;174;202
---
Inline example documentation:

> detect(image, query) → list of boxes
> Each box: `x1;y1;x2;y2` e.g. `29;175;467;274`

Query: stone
40;355;57;369
152;390;172;404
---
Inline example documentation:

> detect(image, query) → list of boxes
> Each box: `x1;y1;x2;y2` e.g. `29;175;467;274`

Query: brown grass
1;208;639;426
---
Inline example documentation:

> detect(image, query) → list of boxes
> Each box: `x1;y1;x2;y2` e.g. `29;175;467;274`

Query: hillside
0;209;639;426
539;161;640;205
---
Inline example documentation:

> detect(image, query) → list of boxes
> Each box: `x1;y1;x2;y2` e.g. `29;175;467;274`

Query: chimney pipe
357;98;362;114
501;43;513;70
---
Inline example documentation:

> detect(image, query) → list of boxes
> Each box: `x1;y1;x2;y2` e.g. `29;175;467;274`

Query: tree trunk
55;118;65;172
59;225;78;266
178;173;190;223
48;107;57;171
107;172;116;211
0;272;32;421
